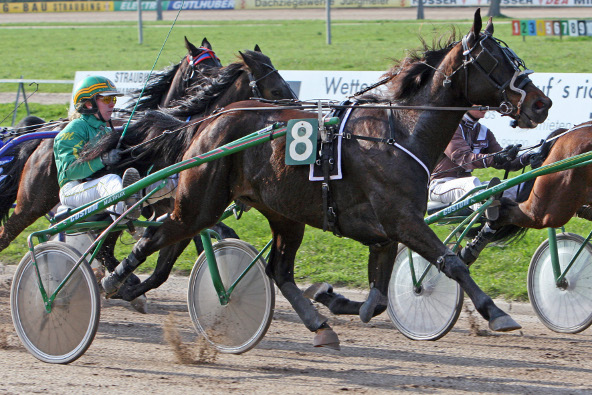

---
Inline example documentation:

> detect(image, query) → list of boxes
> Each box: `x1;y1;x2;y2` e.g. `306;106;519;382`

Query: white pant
429;176;518;210
60;174;125;214
60;173;178;214
143;174;178;205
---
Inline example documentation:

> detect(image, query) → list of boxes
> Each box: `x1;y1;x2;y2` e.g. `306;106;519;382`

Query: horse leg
0;141;59;252
576;205;592;221
305;241;397;322
359;241;398;322
116;237;192;302
0;193;58;252
458;222;498;266
89;231;148;313
400;219;521;332
265;214;340;350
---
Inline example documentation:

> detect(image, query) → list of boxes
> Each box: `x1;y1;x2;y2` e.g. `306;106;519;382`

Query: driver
429;108;532;209
428;108;533;265
54;75;141;221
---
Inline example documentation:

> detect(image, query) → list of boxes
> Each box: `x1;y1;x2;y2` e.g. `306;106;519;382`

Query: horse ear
464;8;482;48
484;17;494;35
185;36;200;56
471;8;482;37
201;37;212;50
254;44;262;53
239;50;259;74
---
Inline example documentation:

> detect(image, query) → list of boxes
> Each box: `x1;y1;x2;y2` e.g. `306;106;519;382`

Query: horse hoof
359;288;385;323
303;282;333;299
489;314;521;332
129;294;148;314
313;328;340;350
359;304;373;324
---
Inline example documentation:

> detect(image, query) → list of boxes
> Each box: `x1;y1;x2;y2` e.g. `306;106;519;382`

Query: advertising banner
1;1;112;13
167;0;235;9
410;0;592;6
115;1;166;10
237;0;409;9
73;70;592;147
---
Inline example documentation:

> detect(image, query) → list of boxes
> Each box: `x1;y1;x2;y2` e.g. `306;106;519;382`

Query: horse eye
271;89;282;97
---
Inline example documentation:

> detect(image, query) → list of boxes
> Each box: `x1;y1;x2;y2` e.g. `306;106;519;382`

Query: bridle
184;47;222;82
421;32;532;118
247;62;298;99
461;32;533;117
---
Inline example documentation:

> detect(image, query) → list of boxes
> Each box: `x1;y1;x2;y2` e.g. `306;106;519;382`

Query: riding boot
458;224;497;266
101;254;142;297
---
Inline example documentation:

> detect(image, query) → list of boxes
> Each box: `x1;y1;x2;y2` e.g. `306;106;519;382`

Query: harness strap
320;122;339;235
343;108;431;185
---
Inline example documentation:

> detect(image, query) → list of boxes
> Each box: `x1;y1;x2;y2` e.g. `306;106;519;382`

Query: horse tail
488;197;529;246
15;115;46;133
0;139;43;224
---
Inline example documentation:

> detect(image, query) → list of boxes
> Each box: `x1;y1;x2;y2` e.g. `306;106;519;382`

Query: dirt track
1;263;592;394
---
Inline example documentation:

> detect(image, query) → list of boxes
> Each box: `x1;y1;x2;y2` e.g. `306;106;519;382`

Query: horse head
161;37;223;107
167;48;298;118
453;9;551;128
238;48;298;101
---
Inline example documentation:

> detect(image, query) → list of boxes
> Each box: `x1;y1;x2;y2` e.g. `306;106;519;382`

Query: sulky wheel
387;246;463;340
187;239;275;354
11;241;100;364
528;232;592;333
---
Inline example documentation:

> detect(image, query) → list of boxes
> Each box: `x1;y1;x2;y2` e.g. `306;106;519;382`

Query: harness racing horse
72;47;298;299
102;10;551;348
0;37;223;259
458;122;592;262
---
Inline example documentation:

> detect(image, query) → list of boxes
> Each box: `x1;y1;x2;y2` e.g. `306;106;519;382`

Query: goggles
97;95;117;105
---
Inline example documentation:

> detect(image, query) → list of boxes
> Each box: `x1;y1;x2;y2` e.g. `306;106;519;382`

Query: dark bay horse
102;10;551;348
71;48;298;296
0;37;223;257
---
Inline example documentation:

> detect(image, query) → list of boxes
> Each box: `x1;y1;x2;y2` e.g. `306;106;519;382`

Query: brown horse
70;47;298;297
0;37;223;257
102;10;551;348
496;122;592;228
458;122;592;263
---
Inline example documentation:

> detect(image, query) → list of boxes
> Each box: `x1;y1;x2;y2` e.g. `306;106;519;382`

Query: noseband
461;33;532;116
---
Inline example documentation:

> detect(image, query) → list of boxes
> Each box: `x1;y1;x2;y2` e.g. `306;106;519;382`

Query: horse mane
164;50;265;119
75;111;194;172
384;29;460;102
124;61;183;113
125;111;198;168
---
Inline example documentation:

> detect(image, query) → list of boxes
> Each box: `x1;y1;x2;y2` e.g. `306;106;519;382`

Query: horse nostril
534;98;551;111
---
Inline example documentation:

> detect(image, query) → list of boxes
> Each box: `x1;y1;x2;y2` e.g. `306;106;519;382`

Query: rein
119;101;508;158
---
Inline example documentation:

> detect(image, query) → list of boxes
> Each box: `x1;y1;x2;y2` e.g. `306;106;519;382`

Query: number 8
289;121;314;162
